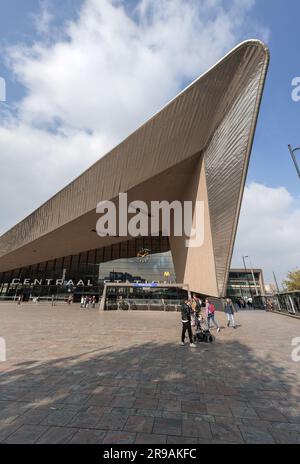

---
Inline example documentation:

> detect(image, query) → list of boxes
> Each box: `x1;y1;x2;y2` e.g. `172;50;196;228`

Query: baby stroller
193;315;214;343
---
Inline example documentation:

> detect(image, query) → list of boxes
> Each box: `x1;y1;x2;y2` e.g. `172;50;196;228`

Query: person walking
205;298;220;332
180;299;196;347
192;296;202;326
224;298;236;328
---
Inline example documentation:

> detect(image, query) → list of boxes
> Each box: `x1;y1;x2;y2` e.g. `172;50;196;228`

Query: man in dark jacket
181;300;196;347
224;298;236;328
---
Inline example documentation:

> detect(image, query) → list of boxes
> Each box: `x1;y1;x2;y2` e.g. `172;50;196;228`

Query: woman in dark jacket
224;298;236;328
180;300;197;347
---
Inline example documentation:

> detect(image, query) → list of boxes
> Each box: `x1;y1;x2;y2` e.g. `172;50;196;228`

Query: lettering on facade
4;278;163;287
8;278;94;287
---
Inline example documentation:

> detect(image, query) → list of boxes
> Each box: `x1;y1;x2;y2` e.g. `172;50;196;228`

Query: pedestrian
192;296;202;326
180;299;196;347
80;296;84;308
191;297;197;327
205;298;221;332
224;298;236;328
17;295;22;306
266;298;273;312
92;295;96;309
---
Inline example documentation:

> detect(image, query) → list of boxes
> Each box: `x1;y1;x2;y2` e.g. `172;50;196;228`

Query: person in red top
205;298;221;333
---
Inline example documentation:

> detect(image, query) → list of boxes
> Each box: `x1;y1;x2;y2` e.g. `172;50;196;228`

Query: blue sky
248;0;300;197
0;0;299;285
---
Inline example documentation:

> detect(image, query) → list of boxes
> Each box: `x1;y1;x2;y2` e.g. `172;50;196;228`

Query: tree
283;269;300;291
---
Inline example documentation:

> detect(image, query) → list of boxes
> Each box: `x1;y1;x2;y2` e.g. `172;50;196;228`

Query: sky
0;0;299;288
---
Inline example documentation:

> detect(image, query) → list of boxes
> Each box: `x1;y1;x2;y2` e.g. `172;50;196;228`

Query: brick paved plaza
0;303;300;444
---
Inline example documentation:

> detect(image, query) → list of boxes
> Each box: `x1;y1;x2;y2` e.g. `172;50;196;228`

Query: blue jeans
207;314;220;329
226;313;235;326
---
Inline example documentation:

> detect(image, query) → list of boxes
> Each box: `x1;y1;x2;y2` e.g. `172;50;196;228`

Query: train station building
0;40;269;308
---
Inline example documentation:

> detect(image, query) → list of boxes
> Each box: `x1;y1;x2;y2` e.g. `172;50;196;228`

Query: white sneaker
190;343;197;347
180;342;185;346
217;328;220;333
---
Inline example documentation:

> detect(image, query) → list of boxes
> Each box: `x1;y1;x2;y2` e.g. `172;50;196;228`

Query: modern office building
226;268;265;300
0;40;269;306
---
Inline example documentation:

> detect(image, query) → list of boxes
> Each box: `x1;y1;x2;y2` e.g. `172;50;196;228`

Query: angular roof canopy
0;40;269;297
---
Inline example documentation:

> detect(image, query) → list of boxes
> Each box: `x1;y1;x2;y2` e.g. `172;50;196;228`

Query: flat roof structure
0;40;269;298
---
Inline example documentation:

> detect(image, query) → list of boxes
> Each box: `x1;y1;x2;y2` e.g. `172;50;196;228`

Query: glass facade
0;235;179;302
227;270;263;300
253;292;300;316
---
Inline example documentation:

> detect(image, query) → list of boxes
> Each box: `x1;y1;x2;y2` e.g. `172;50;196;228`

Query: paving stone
133;398;159;410
153;417;181;436
135;433;167;444
67;407;103;428
239;427;275;444
63;393;91;405
102;431;136;444
5;424;49;444
241;418;272;431
158;399;181;412
254;407;288;422
167;435;199;444
111;396;136;408
96;413;128;430
182;419;212;439
270;430;300;444
230;405;258;419
41;409;78;426
36;426;77;444
207;403;233;417
124;415;154;433
87;395;115;406
18;408;52;425
181;401;207;414
0;420;24;443
68;428;106;444
210;423;244;443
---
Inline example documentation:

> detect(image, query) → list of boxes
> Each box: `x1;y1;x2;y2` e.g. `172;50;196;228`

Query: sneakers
190;342;197;347
217;328;221;333
227;321;230;327
233;326;236;329
180;342;185;346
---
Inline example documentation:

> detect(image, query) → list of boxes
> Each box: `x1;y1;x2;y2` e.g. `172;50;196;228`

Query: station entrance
99;283;191;311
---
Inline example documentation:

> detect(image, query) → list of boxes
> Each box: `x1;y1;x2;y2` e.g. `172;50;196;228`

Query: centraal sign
4;278;164;287
8;278;94;287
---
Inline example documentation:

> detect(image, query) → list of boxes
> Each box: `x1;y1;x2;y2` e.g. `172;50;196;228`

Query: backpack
207;303;215;316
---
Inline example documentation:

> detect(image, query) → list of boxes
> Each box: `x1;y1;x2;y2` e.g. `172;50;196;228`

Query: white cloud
32;0;54;37
0;0;269;237
232;182;300;287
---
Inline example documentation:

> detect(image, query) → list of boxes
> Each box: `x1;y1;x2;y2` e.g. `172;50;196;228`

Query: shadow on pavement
0;338;300;444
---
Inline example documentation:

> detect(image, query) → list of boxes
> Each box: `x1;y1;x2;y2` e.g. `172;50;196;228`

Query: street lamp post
245;255;259;296
242;255;253;300
288;145;300;179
